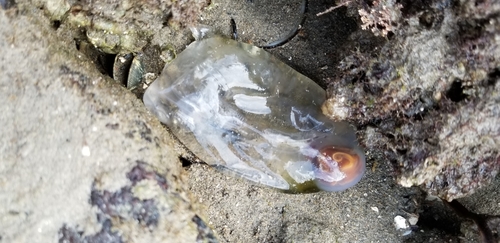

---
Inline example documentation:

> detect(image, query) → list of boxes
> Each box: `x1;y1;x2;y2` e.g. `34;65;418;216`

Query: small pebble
81;146;90;157
394;215;412;236
408;215;419;225
394;215;408;230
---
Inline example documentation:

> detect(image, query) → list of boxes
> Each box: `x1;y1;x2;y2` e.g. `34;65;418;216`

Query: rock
0;8;215;243
321;0;500;201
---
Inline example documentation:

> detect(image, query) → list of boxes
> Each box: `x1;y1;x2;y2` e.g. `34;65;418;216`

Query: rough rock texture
321;0;500;201
39;0;208;54
34;0;209;92
0;8;215;243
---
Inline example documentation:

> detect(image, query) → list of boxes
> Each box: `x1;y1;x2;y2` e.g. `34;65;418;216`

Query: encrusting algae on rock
143;28;366;193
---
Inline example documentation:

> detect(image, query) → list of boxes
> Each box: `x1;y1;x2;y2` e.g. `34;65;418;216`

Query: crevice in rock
180;157;193;167
446;80;468;102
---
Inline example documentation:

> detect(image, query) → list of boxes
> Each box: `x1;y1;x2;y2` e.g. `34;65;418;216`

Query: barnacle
143;33;365;193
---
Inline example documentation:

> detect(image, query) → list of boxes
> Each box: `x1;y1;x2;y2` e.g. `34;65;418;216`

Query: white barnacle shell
143;34;365;193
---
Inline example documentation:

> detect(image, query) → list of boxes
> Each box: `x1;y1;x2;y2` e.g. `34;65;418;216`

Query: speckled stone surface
0;9;215;243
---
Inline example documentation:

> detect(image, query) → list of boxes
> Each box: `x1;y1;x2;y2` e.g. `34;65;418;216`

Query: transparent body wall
143;35;365;193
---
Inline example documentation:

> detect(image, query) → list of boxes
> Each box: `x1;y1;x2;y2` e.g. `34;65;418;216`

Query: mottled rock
322;0;500;201
0;7;215;243
38;0;207;53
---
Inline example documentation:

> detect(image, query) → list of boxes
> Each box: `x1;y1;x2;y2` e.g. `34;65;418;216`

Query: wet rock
322;0;500;201
41;0;208;53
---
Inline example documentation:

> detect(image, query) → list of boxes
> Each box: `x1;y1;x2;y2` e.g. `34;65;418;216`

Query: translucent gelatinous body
143;36;365;192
